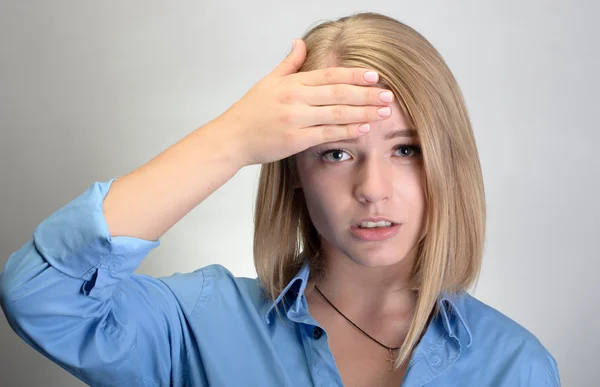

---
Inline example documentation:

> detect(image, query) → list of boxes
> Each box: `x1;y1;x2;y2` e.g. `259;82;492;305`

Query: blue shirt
0;179;561;386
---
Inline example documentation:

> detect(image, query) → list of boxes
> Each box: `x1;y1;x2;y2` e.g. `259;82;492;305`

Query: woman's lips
350;224;401;241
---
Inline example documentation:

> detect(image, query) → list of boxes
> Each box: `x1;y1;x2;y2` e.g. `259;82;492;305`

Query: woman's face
294;99;426;269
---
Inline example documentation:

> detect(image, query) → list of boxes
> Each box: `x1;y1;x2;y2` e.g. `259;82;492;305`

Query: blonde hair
253;12;486;369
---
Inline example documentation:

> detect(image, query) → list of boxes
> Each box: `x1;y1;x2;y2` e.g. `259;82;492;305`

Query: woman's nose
353;159;392;204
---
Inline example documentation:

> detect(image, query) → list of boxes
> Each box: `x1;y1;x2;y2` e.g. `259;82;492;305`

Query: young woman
0;12;559;387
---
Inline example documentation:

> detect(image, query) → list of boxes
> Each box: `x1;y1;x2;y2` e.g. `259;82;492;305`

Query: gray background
1;1;598;386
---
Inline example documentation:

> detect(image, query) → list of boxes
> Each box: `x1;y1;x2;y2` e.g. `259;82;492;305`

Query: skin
294;96;427;385
295;96;426;302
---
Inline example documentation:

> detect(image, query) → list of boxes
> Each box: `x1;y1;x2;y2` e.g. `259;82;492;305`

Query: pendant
386;348;396;371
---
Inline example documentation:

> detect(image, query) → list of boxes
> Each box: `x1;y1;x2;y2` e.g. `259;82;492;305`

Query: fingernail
292;39;296;50
378;107;391;117
379;91;393;102
358;124;371;133
364;71;378;83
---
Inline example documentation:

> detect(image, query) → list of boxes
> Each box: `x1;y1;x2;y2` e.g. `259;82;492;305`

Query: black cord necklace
314;285;400;371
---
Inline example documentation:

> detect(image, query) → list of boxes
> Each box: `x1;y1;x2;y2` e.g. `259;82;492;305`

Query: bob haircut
253;11;486;369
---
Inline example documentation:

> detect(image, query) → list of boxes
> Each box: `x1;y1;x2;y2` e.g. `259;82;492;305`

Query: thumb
271;38;306;78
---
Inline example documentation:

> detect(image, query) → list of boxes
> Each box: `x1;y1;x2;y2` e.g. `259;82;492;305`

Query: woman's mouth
357;220;394;228
350;223;401;241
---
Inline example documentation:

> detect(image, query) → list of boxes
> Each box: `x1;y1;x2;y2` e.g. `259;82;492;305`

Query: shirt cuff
32;178;160;299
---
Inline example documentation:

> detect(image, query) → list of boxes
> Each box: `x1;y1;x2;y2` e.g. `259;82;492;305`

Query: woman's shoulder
454;292;559;380
156;263;266;315
456;292;547;346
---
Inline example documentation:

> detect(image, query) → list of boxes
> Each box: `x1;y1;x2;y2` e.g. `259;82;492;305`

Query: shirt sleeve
0;179;199;386
528;348;561;387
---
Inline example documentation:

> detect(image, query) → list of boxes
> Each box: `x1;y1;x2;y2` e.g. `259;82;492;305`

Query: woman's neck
307;241;419;323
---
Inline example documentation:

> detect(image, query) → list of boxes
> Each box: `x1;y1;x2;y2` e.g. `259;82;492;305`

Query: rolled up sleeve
0;179;191;386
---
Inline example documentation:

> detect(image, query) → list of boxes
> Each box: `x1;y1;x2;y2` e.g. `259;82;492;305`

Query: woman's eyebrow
384;129;418;140
334;129;418;144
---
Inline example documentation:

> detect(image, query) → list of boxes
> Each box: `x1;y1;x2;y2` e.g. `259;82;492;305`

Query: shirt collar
439;291;473;348
264;260;311;324
263;260;473;348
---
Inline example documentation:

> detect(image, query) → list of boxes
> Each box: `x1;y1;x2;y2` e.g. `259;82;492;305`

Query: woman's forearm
102;116;246;241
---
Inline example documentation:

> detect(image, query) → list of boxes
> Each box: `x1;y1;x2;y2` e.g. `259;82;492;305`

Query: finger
270;39;307;78
298;123;372;149
302;84;394;107
295;104;391;127
299;67;380;87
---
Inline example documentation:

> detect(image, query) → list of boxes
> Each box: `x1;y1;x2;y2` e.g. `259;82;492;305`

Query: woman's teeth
359;221;393;228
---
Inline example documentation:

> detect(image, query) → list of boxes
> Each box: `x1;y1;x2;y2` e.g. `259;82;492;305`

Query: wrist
201;114;250;170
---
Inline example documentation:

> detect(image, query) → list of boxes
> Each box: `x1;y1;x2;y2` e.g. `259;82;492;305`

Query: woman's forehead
369;102;416;138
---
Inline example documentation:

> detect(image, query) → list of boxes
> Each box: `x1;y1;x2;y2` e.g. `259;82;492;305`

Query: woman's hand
217;38;395;166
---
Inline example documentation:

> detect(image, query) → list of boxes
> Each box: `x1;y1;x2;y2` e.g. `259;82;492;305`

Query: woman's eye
318;145;420;162
321;149;351;162
395;145;422;157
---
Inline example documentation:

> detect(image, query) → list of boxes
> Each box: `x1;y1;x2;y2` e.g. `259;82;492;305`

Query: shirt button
312;326;323;340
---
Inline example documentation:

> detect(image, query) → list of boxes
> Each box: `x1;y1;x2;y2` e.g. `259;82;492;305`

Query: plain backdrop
1;1;598;386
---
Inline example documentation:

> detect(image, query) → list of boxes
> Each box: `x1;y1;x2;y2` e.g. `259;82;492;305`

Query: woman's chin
346;250;410;269
320;235;416;269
